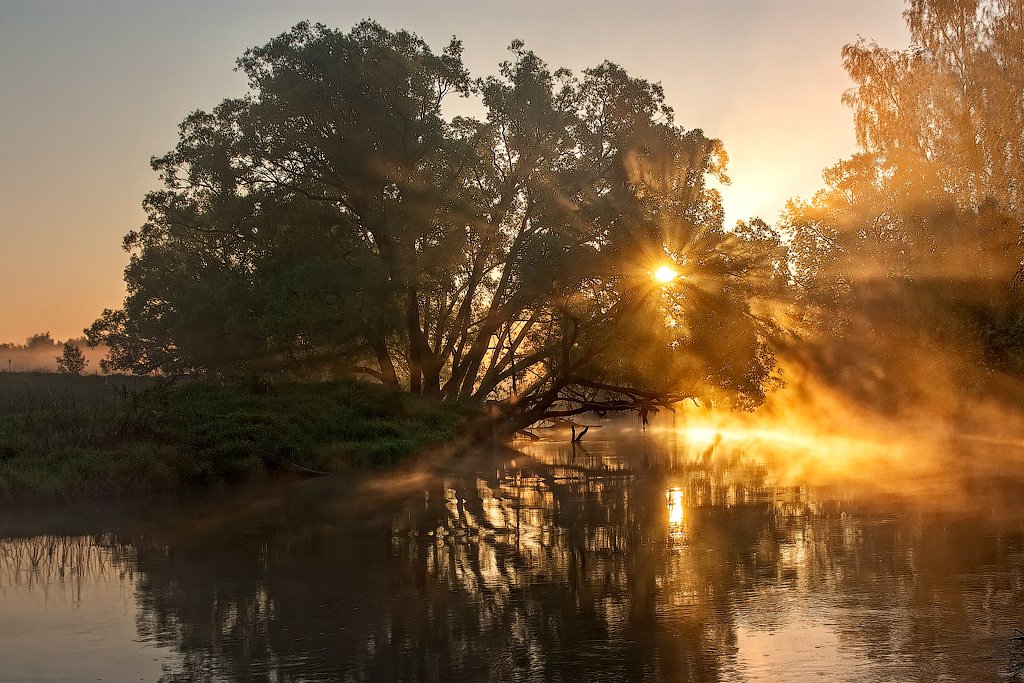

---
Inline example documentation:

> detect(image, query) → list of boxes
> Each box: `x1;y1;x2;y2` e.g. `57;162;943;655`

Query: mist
0;333;108;374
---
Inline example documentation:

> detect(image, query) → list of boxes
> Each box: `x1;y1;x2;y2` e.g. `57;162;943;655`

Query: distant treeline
0;333;108;374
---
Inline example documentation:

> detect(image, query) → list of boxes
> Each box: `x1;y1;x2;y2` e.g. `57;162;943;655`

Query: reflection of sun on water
666;487;685;537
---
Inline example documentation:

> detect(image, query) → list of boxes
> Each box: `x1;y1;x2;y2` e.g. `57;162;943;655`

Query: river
2;424;1023;681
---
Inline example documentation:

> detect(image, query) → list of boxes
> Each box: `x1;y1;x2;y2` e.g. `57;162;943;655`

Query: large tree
89;21;779;429
782;0;1024;409
844;0;1024;225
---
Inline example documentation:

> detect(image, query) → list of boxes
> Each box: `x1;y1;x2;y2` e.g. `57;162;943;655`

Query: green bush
0;373;471;500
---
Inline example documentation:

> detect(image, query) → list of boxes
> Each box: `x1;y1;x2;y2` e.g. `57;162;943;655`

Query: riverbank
0;373;471;500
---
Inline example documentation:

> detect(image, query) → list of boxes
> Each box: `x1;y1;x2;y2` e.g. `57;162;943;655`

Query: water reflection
1;430;1023;681
666;487;685;537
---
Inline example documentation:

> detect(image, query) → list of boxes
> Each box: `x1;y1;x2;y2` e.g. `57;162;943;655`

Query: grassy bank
0;373;470;500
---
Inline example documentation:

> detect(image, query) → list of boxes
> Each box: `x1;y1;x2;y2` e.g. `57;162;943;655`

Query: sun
653;265;679;283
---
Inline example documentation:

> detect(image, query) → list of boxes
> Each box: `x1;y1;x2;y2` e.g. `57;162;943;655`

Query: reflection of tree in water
0;534;134;600
390;444;776;681
117;441;788;681
8;437;1021;681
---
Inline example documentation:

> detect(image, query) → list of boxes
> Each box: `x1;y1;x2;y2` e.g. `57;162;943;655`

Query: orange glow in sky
0;0;908;342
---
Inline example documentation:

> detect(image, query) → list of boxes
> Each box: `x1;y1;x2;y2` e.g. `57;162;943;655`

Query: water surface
2;427;1023;681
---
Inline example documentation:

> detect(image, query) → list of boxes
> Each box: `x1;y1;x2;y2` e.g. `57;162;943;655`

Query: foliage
796;0;1024;288
0;372;469;500
56;343;88;375
148;380;467;472
1;333;106;373
87;20;781;429
24;332;55;348
788;0;1024;294
843;0;1024;226
780;0;1024;408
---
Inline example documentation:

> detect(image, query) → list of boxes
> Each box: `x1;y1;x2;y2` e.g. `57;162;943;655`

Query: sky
0;0;909;343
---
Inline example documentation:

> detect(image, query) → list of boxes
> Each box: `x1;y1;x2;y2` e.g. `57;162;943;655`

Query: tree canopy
781;0;1024;408
88;20;784;428
790;0;1024;288
56;343;88;376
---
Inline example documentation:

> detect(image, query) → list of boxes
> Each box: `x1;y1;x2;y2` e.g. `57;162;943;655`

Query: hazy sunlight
653;265;679;283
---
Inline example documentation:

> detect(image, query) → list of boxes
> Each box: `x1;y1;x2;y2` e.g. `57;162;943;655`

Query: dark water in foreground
2;428;1024;682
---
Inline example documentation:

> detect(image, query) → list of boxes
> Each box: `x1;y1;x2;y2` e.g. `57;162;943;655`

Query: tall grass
0;373;470;501
0;373;152;453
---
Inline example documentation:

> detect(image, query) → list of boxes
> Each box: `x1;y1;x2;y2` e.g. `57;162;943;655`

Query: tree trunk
372;340;399;387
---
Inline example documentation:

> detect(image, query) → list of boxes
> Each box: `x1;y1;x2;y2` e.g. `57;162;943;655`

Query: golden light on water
659;399;960;504
666;487;685;534
653;265;679;283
